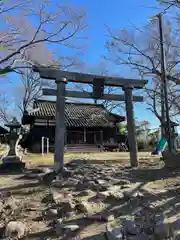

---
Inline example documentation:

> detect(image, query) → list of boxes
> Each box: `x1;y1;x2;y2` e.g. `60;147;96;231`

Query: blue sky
67;0;161;129
3;0;167;129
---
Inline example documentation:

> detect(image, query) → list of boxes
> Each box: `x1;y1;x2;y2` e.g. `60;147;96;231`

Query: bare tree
0;0;88;75
0;92;13;124
105;19;180;127
157;0;180;7
14;67;42;115
0;67;42;125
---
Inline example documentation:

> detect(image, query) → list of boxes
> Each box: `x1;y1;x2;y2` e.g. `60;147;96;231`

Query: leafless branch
0;92;12;124
15;67;42;115
0;0;88;74
105;17;180;125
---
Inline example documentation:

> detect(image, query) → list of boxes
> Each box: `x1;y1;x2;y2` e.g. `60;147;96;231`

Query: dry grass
23;151;160;167
0;144;8;156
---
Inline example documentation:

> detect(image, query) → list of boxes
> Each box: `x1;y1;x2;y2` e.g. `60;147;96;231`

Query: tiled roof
5;117;21;127
28;100;125;128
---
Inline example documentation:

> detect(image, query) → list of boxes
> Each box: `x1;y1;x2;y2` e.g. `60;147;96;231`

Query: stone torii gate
33;66;148;172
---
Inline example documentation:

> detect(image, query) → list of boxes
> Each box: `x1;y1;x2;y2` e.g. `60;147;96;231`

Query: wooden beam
42;88;144;102
33;66;59;79
33;66;148;89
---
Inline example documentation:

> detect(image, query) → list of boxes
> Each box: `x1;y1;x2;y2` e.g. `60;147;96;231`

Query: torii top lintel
33;66;148;89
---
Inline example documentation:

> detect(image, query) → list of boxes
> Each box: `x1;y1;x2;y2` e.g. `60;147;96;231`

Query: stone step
65;144;101;153
49;144;102;153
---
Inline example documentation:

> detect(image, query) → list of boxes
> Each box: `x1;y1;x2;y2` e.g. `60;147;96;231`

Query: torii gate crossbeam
33;66;148;172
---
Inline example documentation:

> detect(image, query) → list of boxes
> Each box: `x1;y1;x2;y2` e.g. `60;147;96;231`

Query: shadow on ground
2;158;180;238
27;228;106;240
123;166;180;183
0;182;43;198
0;168;25;176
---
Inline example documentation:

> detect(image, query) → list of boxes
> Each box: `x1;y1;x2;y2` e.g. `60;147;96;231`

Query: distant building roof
24;99;125;128
5;117;21;128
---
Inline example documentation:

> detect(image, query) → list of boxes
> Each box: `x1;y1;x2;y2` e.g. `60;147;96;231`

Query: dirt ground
1;152;180;239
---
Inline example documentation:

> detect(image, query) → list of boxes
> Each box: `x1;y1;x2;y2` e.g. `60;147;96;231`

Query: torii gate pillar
123;85;138;167
54;77;67;172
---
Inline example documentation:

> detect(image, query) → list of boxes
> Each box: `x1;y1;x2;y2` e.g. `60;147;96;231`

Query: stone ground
0;153;180;239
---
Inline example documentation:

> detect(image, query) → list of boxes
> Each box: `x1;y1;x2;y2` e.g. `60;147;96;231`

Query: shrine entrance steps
65;144;102;153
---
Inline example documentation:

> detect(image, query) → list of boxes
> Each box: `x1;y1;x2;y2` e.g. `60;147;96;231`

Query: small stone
106;225;123;239
44;208;58;218
54;192;72;204
109;191;124;200
96;179;107;185
95;179;111;190
51;180;63;188
113;179;131;185
4;221;25;239
75;201;90;213
0;201;3;213
137;191;144;198
41;193;54;204
85;181;98;190
55;219;63;235
154;223;173;239
41;171;57;185
75;175;84;181
155;214;165;225
42;191;72;204
55;221;79;235
64;178;79;187
55;218;63;225
83;176;92;182
147;203;156;210
123;220;138;235
101;184;112;191
115;170;123;175
120;184;131;189
60;202;75;216
66;211;75;218
97;191;110;199
87;213;114;222
123;191;143;200
42;167;53;174
25;202;39;211
4;197;21;212
90;174;99;181
103;214;115;222
62;167;72;178
0;191;11;198
62;224;79;232
77;190;91;197
132;207;143;216
104;176;114;181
